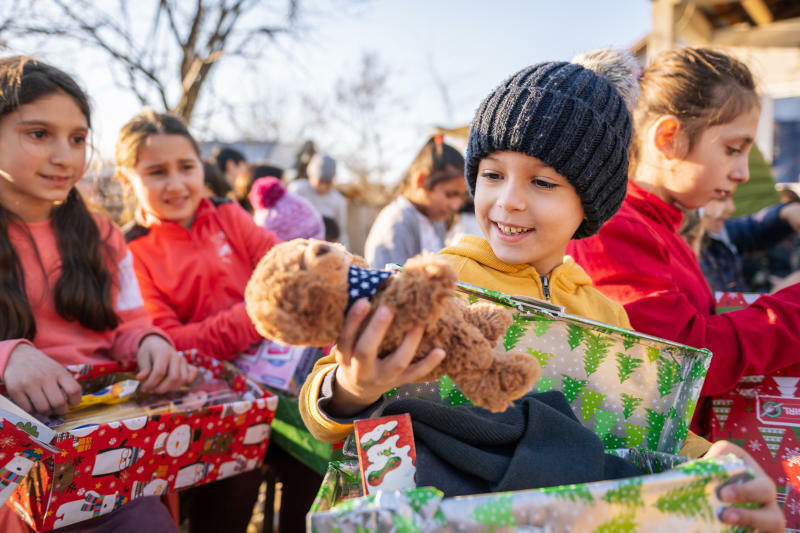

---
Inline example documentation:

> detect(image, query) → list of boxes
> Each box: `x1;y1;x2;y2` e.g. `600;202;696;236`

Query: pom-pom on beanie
465;61;632;239
249;177;325;241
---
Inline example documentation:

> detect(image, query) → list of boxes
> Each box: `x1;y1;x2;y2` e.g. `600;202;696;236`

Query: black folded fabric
382;391;643;497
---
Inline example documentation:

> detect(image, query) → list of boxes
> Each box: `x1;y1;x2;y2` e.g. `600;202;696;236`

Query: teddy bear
245;238;540;412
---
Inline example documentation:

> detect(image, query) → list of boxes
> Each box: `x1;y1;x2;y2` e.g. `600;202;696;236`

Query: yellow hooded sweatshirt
298;235;709;456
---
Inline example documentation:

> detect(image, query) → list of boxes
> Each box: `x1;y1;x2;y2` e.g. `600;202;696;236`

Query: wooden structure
637;0;800;182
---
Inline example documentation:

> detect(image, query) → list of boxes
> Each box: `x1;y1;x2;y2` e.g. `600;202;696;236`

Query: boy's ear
652;115;682;159
414;172;428;189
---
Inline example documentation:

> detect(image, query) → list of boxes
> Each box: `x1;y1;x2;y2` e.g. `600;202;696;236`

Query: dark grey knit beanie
465;61;632;239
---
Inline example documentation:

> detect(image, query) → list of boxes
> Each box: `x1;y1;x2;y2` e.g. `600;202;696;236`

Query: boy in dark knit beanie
300;55;711;463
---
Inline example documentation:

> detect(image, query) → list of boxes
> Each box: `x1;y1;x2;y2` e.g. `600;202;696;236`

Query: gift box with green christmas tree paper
307;451;754;532
384;281;712;455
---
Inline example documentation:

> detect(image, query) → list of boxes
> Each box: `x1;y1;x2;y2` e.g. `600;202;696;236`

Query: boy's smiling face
474;151;584;274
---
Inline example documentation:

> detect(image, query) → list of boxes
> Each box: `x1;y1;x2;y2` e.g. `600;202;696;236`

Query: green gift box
308;452;753;532
385;282;712;455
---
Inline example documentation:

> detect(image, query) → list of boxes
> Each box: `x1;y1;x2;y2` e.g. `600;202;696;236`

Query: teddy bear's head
246;239;366;346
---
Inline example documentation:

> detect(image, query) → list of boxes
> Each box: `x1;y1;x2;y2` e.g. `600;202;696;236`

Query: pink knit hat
249;177;325;241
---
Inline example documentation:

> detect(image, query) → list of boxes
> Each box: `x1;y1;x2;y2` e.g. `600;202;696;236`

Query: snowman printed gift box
0;350;277;531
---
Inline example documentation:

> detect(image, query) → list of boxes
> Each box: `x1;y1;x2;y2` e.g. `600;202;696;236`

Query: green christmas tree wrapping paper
308;453;753;533
387;283;711;454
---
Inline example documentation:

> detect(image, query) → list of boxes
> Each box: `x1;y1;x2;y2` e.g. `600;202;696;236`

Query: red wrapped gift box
0;350;277;531
711;292;800;531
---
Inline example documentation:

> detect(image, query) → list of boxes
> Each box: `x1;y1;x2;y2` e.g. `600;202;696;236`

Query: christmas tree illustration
592;510;636;533
532;314;553;337
392;514;421;533
581;389;606;421
624;423;648;448
689;359;707;381
406;487;441;512
646;408;666;450
535;376;555;393
566;324;584;350
527;348;553;368
621;393;643;419
602;478;643;507
583;332;612;376
593;409;621;438
602;433;627;449
539;483;594;503
646;346;660;363
654;478;714;521
621;333;638;351
561;375;588;404
471;493;517;530
616;352;643;383
656;356;682;397
675;459;726;478
437;375;469;406
503;314;528;351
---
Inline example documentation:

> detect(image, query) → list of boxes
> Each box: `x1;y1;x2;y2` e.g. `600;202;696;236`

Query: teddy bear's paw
465;303;513;342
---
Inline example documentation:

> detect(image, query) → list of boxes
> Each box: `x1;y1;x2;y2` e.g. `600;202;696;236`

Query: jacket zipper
540;275;551;301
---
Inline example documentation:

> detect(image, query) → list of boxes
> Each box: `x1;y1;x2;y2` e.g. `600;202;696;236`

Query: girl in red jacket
116;111;317;533
567;48;800;433
0;57;196;533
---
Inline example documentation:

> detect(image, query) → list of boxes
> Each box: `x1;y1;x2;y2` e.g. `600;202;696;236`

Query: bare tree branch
4;0;301;123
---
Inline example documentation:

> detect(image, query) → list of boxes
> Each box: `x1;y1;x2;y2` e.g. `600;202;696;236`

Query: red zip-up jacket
125;198;281;361
568;182;800;406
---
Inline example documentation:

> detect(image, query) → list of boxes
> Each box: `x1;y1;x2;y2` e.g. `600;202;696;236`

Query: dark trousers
184;468;263;533
264;443;323;533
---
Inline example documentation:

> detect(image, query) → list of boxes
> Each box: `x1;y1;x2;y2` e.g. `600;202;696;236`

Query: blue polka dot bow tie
346;265;391;312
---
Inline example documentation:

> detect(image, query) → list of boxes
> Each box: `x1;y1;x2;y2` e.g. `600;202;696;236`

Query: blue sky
8;0;653;179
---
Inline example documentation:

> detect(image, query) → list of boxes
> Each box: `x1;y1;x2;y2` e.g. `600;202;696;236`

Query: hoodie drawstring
540;275;551;301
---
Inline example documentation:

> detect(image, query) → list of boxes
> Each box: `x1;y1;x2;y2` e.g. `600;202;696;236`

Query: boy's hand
4;344;82;415
136;335;198;394
705;440;785;533
328;299;445;417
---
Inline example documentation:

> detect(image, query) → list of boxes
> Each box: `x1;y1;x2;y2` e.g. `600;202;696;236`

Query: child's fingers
720;476;776;505
719;504;785;533
26;387;52;415
381;325;424;376
402;348;445;383
336;299;370;365
153;353;184;394
352;306;394;370
141;352;168;392
58;374;83;407
182;361;199;384
8;389;33;414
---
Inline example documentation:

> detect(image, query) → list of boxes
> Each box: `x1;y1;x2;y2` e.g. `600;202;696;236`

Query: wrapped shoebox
386;282;712;454
0;350;277;531
233;340;335;475
308;452;753;532
710;291;800;531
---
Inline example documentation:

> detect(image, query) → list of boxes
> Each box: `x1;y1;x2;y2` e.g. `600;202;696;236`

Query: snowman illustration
153;423;194;457
216;454;258;480
91;442;145;477
53;491;126;528
173;462;212;490
242;422;270;445
0;455;36;500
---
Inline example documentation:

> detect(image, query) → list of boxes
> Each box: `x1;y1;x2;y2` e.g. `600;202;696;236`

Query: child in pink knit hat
249;176;325;241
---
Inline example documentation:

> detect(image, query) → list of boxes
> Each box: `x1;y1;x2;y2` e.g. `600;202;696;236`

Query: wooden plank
711;17;800;46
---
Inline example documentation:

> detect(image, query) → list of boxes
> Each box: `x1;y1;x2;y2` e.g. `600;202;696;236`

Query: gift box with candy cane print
0;350;276;531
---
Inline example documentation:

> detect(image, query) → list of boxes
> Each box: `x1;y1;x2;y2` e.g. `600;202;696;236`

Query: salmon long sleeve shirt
0;215;166;379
